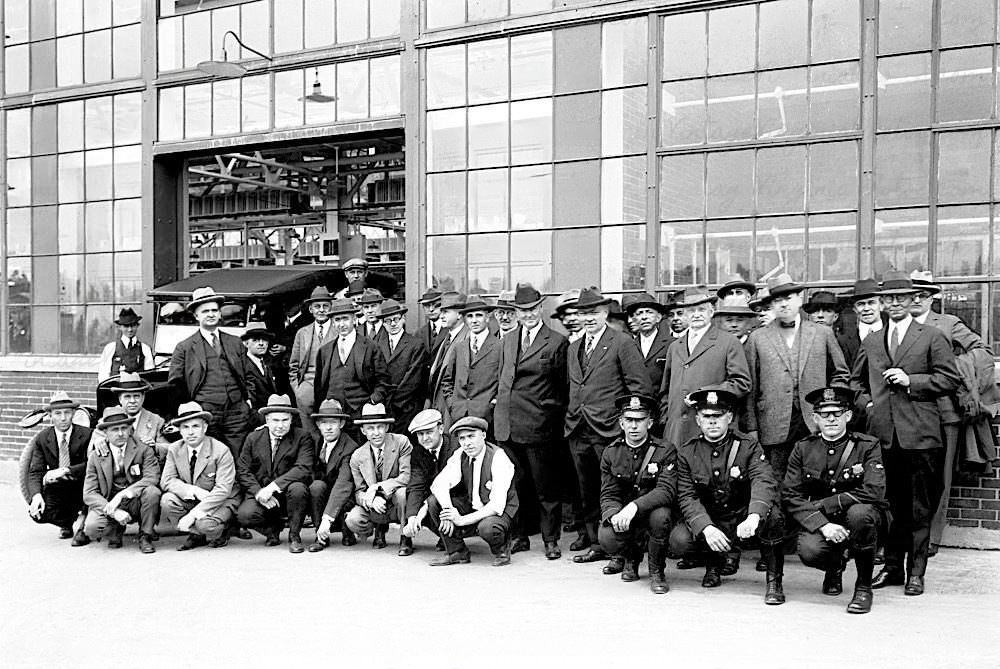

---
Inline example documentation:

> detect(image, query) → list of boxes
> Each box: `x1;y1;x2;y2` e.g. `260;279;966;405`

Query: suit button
828;470;835;476
712;451;719;458
713;469;720;476
828;449;835;455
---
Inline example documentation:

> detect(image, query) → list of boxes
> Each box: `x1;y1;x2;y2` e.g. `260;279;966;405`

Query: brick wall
0;371;95;460
947;432;1000;532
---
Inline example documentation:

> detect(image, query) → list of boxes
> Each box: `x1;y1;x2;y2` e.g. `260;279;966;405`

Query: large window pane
113;146;141;198
468;168;508;232
554;93;601;160
874;131;930;207
810;62;860;133
85;306;115;354
659;221;703;285
662;11;706;80
304;0;335;48
426;0;464;31
427;172;466;234
59;254;85;304
274;70;305;129
26;156;53;204
86;253;114;302
112;24;141;79
758;0;807;69
274;0;304;53
937;47;994;123
660;154;704;220
511;165;552;230
6;158;32;207
8;257;32;303
511;99;552;165
239;1;269;60
29;40;55;91
756;216;806;281
553;228;600;289
468;104;508;169
808;213;858;281
31;0;56;40
158;17;183;72
468;0;505;22
602;225;646;291
873;208;929;276
706;150;754;217
85;202;113;252
6;208;32;256
114;199;142;251
115;252;143;302
428;235;467;292
937;206;989;277
707;5;755;75
370;0;401;38
661;80;706;147
602;87;647;156
85;97;113;148
83;0;111;32
114;0;140;25
808;141;858;211
758;68;807;139
510;230;552;290
812;0;860;63
59;204;85;254
707;218;753;283
938;131;991;203
305;65;336;126
159;87;184;141
468;233;508;294
336;0;367;43
31;103;57;153
468;39;508;105
601;157;646;225
427;109;466;171
940;0;995;48
184;82;212;139
6;108;31;158
60;306;86;354
511;32;553;99
213;79;240;136
83;30;112;83
707;74;754;143
553;161;600;228
602;17;647;88
427;45;465;109
241;75;270;132
58;152;85;203
32;206;57;256
878;0;932;55
5;0;29;44
114;94;142;145
370;55;401;117
554;24;601;94
57;35;84;87
756;146;805;214
877;54;931;130
4;44;30;94
337;60;369;121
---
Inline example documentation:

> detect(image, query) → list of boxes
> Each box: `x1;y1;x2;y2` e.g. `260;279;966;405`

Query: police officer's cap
615;394;656;418
686;385;737;412
805;386;853;411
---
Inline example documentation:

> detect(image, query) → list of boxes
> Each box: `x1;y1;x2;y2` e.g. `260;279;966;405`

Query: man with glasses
851;271;961;596
784;386;887;614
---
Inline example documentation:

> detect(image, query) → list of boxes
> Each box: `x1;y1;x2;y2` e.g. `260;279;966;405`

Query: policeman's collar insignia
707;392;718;405
823;389;835;402
629;397;641;410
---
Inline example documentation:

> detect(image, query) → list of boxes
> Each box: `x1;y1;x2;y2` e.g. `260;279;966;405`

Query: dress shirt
199;328;220;348
858;320;883;341
639;329;657;357
914;311;930;325
522;321;543;350
248;353;266;375
469;328;490;355
584;325;607;354
387;330;404;353
687;324;709;354
887;315;913;353
338;330;357;364
435;447;515;516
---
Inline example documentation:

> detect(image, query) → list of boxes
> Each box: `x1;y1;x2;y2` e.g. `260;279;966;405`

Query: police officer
597;395;677;595
784;386;887;614
669;386;786;605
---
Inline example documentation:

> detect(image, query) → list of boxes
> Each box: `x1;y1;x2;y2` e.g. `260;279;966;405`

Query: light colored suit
160;436;240;539
441;331;501;426
288;321;335;434
345;432;412;535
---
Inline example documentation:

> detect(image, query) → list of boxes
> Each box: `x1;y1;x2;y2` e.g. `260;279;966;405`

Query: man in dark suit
310;399;361;552
242;328;291;416
236;395;314;553
287;285;337;438
401;409;459;555
358;288;386;342
416;287;445;356
376;299;428;437
313;297;391;442
168;286;260;454
441;295;501;425
851;272;961;596
494;284;569;559
836;278;883;369
623;293;671;392
26;392;93;544
425;292;468;426
565;287;652;565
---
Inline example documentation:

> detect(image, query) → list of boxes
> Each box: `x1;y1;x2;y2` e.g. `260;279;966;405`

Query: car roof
147;266;344;300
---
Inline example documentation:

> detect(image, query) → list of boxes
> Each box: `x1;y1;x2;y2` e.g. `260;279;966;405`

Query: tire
18;439;35;503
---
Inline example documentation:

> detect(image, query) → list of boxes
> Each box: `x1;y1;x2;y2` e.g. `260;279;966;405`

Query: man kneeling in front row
425;416;519;567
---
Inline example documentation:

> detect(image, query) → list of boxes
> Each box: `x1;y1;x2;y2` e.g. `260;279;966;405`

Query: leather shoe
289;536;305;554
341;528;357;546
264;532;281;547
398;536;414;556
928;543;939;558
871;567;904;589
904;575;924;596
676;555;704;570
138;534;156;554
59;526;74;540
602;555;625;574
721;553;740;576
702;566;722;588
177;534;207;551
569;534;591;552
208;534;230;548
430;550;471;566
823;568;844;596
307;539;328;553
372;527;388;549
544;541;562;560
510;536;530;554
149;530;160;541
621;560;640;582
435;538;446;551
847;587;874;614
755;555;767;572
764;576;786;605
573;548;607;564
492;545;512;567
649;571;670;594
874;547;885;565
236;527;253;540
71;530;91;547
107;526;124;549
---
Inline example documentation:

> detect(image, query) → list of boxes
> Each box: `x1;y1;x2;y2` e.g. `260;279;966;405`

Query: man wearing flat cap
658;287;751;451
784;386;887;614
401;408;459;555
26;392;93;544
168;286;260;454
98;307;154;382
851;271;960;596
310;399;362;552
425;416;519;566
81;407;161;553
441;294;501;426
334;257;398;300
376;299;428;436
804;291;841;328
598;395;677;594
236;395;314;553
565;287;652;564
623;293;671;392
494;284;569;559
670;386;786;605
289;286;337;438
160;402;241;550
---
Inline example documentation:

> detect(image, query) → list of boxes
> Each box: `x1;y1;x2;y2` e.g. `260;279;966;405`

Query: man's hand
439;506;461;523
254;484;276;505
403;516;422;538
28;494;45;520
177;512;196;533
439;518;455;536
736;513;761;540
610;502;638;533
112;509;132;525
882;367;910;387
370;495;387;514
91;434;110;457
191;487;207;501
819;522;849;543
42;468;67;485
702;525;732;552
316;518;332;542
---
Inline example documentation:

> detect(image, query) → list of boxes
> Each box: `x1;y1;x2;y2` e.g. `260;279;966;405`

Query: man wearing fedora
236;395;314;553
168;286;260;454
416;288;446;357
425;416;519;567
836;278;884;368
26;392;93;543
804;291;842;328
623;293;671;392
664;291;692;339
717;275;756;303
744;274;850;485
713;295;758;344
401;408;459;555
289;285;337;438
493;290;519;339
160;401;241;550
311;399;362;552
313;297;391;441
441;294;502;427
93;371;169;466
376;298;429;437
565;287;652;564
851;271;961;595
494;284;569;559
425;291;469;425
242;328;291;416
81;407;161;553
551;289;584;342
97;307;154;382
358;288;386;342
344;403;413;551
658;287;751;451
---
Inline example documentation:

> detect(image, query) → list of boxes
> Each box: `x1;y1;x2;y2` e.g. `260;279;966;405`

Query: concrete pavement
1;478;998;669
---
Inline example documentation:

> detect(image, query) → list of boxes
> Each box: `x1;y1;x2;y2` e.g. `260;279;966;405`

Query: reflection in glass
940;0;995;48
707;219;753;283
602;87;647;156
707;5;755;75
60;254;85;303
511;32;553;99
756;216;806;281
58;153;85;203
758;0;807;70
938;47;994;123
427;172;466;234
659;221;703;286
468;39;508;105
661;80;706;146
938;131;991;204
811;0;860;62
59;204;85;254
114;199;142;251
305;0;335;48
428;235;467;293
662;12;705;80
706;150;754;217
511;165;552;230
60;306;86;354
554;93;601;161
427;109;466;171
115;252;143;302
337;59;369;121
85;96;114;148
601;157;646;225
85;306;115;354
878;0;932;55
660;154;704;220
305;65;337;126
241;75;270;132
468;233;508;294
876;54;931;130
602;225;647;291
874;131;930;207
336;0;368;43
510;231;552;290
468;169;508;232
86;253;114;302
468;104;508;169
808;213;857;281
757;68;807;138
810;62;860;133
707;74;755;143
873;208;929;276
937;206;989;277
8;257;32;307
371;55;401;117
274;70;305;129
808;141;858;211
602;17;647;88
756;146;805;215
9;306;31;352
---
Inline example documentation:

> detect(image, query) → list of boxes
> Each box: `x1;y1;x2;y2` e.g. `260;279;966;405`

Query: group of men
25;261;989;615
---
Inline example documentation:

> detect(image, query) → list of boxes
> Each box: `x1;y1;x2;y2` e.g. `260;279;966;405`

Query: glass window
8;257;32;302
468;39;508;105
29;40;56;91
158;87;185;141
31;0;56;41
878;0;932;55
706;74;755;143
937;130;991;204
707;5;755;75
758;68;807;138
510;230;552;290
114;0;141;25
210;6;240;63
33;306;59;353
756;145;805;214
274;70;304;129
468;0;505;22
83;0;112;32
58;101;85;152
114;199;142;251
468;168;508;232
873;208;929;276
661;80;706;147
707;218;753;283
937;47;994;123
5;0;29;44
86;203;114;255
336;0;368;43
85;95;113;149
602;17;647;89
468;233;508;293
31;105;57;155
554;93;601;161
8;306;31;352
113;146;142;198
184;82;212;139
428;235;467;293
660;154;704;220
937;205;989;276
662;11;706;80
811;0;860;63
468;104;508;169
427;46;466;110
304;0;335;48
511;98;552;165
808;212;858;281
601;156;646;225
241;75;270;132
337;59;369;121
112;24;141;79
6;108;32;158
6;158;32;207
5;44;30;94
553;227;600;289
658;220;703;285
875;131;930;207
602;87;647;156
706;150;754;217
58;152;86;203
756;215;806;281
553;160;600;228
511;32;553;99
115;252;143;302
876;54;931;130
83;30;112;82
84;306;115;354
86;253;114;302
59;204;85;254
305;65;337;126
427;108;466;171
6;208;32;256
85;147;114;201
239;2;269;60
158;17;183;72
808;141;858;211
426;0;464;31
274;0;304;53
602;225;647;291
31;206;57;257
32;255;57;304
511;165;552;230
183;12;212;68
370;0;401;38
114;94;142;146
370;55;401;117
213;79;241;135
59;254;85;303
555;24;601;94
57;35;84;87
758;0;807;69
810;62;860;133
940;0;995;47
428;172;467;234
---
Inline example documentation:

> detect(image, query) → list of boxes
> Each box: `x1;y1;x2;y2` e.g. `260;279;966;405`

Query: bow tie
778;320;797;329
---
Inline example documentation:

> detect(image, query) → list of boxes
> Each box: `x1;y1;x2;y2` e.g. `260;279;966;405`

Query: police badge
647;462;659;475
850;463;864;476
730;466;741;479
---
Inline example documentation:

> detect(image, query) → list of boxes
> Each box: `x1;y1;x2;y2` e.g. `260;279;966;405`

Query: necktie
889;326;900;359
210;332;221;354
375;448;384;479
114;447;125;474
270;437;279;463
339;338;348;363
471;336;479;357
521;330;531;357
189;449;198;480
390;336;397;355
585;335;595;358
58;432;70;468
316;322;325;343
128;338;135;349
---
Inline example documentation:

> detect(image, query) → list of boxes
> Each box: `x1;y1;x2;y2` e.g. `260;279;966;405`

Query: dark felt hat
114;307;142;326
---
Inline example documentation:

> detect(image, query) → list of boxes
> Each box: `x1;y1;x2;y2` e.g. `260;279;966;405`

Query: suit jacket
89;408;169;459
236;426;314;495
315;431;362;518
565;327;653;439
851;320;961;450
313;334;391;414
161;436;240;515
634;322;673;392
168;330;258;404
919;310;989;424
599;437;677;521
658;325;751;448
288;321;335;389
494;323;568;444
27;425;93;498
441;331;501;423
405;435;459;518
745;319;850;445
426;325;468;425
246;355;291;408
380;331;429;434
350;432;412;505
82;437;160;510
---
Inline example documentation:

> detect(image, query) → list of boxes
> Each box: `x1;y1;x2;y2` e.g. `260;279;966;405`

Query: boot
621;554;641;582
847;551;875;614
822;552;846;596
398;535;414;556
372;524;388;549
107;523;125;549
763;545;785;605
648;541;670;595
721;550;741;576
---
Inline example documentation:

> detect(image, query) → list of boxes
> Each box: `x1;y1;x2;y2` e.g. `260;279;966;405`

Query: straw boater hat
849;278;880;303
622;292;666;316
877;270;917;295
419;288;443;305
187;286;225;312
341;257;369;271
802;291;840;314
354;403;394;425
108;371;152;393
408;408;443;434
311;398;350;420
169;401;212;426
96;406;133;431
449;415;488;435
45;391;80;412
512;284;545;310
909;270;942;295
765;273;804;298
114;307;142;326
258;394;295;417
304;286;335;304
377;299;407;319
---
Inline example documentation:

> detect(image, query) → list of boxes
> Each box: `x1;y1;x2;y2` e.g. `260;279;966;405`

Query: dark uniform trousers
34;479;84;529
797;504;881;570
500;441;561;543
237;482;310;537
669;509;785;558
599;507;672;560
764;408;810;486
425;494;511;556
568;426;608;542
883;437;944;577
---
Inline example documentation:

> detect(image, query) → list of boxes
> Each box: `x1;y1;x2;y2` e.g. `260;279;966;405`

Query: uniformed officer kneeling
669;387;786;605
597;395;677;594
784;386;887;614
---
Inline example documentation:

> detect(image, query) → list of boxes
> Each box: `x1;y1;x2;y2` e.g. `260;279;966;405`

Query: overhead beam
223;152;323;175
188;167;302;194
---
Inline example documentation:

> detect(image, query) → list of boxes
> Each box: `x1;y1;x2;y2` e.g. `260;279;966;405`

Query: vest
112;338;145;376
195;339;243;406
459;444;519;518
327;340;368;412
111;448;130;492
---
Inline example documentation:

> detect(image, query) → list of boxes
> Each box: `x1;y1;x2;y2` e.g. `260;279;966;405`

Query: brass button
828;469;835;476
712;451;719;458
828;449;835;455
713;469;720;476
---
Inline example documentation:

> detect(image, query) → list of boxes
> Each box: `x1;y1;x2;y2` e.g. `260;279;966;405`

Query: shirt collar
585;325;607;343
525;321;543;339
55;425;73;439
121;335;136;346
339;328;357;345
470;328;489;348
914;311;929;324
199;328;219;344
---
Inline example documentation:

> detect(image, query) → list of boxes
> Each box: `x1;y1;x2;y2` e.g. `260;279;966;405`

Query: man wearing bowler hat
310;399;362;552
441;294;501;426
623;292;671;392
401;408;459;555
425;416;519;566
288;285;337;438
565;287;652;565
851;271;960;596
836;278;884;368
804;291;842;328
376;299;428;437
236;394;314;553
98;307;154;382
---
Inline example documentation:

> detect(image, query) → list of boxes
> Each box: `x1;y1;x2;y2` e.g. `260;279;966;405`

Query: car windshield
156;301;249;327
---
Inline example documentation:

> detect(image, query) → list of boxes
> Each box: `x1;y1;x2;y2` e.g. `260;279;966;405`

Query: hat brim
679;296;718;308
188;295;226;311
110;382;152;393
768;285;803;298
97;416;134;430
877;287;917;296
304;296;334;304
328;306;358;316
802;302;839;314
512;296;545;310
311;412;350;420
169;411;212;426
623;301;666;316
459;304;496;314
259;406;296;416
719;282;756;296
574;297;612;310
714;307;755;317
46;401;80;412
378;307;408;319
114;318;142;325
354;417;394;425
